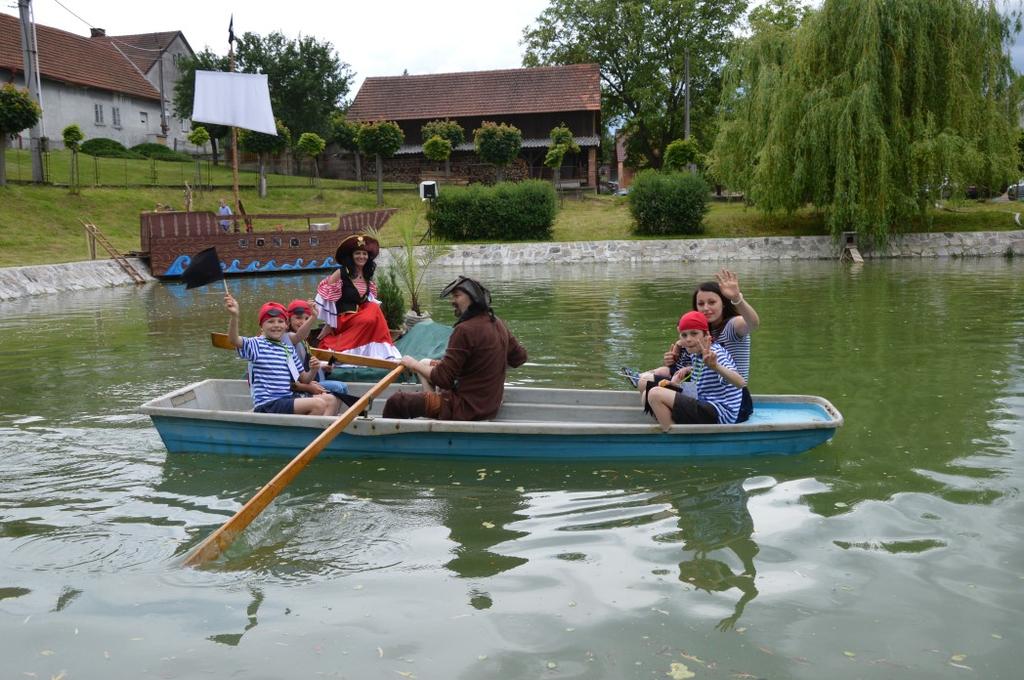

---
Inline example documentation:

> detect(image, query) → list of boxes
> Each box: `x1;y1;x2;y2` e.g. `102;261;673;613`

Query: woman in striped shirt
639;269;759;422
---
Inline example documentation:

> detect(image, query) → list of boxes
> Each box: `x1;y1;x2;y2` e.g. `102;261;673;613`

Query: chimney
90;28;106;38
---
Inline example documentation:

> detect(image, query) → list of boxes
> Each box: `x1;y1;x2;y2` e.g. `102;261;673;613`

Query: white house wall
2;69;163;150
139;34;194;151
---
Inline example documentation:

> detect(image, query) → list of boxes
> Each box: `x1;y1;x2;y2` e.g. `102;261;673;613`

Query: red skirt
318;302;398;359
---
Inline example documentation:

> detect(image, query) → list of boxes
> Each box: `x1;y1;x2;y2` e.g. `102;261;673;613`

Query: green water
1;259;1022;679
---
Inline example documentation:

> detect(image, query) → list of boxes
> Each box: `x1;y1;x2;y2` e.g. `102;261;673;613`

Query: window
94;104;104;125
180;118;190;133
112;107;121;128
140;111;149;126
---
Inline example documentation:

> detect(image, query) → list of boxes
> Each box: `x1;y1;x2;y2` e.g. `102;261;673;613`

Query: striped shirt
714;316;751;381
237;336;303;408
675;343;743;424
672;316;751;382
315;276;378;328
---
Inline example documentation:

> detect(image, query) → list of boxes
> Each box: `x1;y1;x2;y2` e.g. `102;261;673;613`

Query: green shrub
663;138;701;171
61;124;84;151
629;170;709;236
376;266;406;329
130;142;192;162
80;138;144;159
427;180;556;241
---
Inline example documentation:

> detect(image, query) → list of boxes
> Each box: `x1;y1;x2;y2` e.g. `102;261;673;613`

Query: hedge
130;142;192;162
80;138;144;159
427;180;557;241
628;170;709;236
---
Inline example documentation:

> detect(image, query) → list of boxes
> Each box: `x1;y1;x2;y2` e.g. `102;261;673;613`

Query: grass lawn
2;158;1022;268
2;148;411;191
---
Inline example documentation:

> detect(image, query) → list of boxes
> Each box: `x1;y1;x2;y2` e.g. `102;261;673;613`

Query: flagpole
228;17;240;230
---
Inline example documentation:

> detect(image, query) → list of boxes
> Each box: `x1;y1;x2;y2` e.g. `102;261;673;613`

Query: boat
140;381;843;460
140;208;397;278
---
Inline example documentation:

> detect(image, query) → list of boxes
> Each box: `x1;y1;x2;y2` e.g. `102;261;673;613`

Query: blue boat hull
142;381;842;460
150;414;835;459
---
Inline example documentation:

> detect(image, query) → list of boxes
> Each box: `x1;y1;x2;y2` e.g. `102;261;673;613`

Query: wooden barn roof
0;12;160;101
348;63;601;122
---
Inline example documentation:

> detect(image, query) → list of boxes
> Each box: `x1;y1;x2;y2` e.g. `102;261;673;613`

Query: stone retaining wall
0;258;154;301
2;231;1022;301
389;229;1024;268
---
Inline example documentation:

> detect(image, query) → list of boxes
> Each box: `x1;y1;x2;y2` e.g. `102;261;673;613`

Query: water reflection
208;586;264;646
156;452;843;632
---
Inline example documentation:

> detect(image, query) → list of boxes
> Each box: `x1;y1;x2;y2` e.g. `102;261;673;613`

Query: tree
712;0;1021;244
1017;129;1024;174
422;135;453;173
235;32;353;142
186;126;211;189
544;123;580;188
188;125;210;152
523;0;746;168
295;132;326;186
663;138;701;172
421;119;465;177
357;121;404;206
172;49;231;165
0;84;42;186
239;119;289;197
473;121;522;182
330;112;363;181
748;0;808;32
62;124;84;193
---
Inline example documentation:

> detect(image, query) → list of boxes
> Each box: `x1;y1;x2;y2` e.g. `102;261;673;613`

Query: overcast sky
21;0;551;96
18;0;1024;99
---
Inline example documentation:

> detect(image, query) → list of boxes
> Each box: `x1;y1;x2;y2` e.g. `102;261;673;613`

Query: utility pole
684;50;691;140
17;0;45;183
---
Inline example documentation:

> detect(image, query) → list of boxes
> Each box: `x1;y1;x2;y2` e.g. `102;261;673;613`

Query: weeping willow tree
712;0;1022;244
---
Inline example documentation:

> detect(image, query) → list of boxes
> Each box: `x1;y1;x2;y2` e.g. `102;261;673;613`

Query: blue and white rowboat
140;380;843;459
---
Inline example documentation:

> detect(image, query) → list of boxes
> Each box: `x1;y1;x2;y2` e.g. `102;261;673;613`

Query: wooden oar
210;332;399;369
182;361;405;568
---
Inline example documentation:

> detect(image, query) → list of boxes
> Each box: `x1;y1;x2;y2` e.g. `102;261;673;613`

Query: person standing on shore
217;198;234;233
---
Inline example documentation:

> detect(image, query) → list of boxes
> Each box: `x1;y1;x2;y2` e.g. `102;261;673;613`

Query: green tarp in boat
329;320;452;383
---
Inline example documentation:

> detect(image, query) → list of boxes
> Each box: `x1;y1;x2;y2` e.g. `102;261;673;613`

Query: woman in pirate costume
313;233;400;361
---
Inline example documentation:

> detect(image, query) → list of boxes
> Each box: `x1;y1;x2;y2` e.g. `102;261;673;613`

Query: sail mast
228;16;240;219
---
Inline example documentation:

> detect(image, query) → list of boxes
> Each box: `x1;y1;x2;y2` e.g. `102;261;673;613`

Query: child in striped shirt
639;311;746;432
225;293;341;416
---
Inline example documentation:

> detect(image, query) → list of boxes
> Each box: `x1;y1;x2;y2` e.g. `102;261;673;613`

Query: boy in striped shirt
225;293;342;416
639;311;746;432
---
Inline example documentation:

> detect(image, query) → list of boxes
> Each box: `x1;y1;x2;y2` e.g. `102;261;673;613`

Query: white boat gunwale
139;379;844;437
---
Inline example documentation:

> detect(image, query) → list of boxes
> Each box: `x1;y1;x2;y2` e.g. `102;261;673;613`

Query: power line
49;0;167;51
50;0;93;29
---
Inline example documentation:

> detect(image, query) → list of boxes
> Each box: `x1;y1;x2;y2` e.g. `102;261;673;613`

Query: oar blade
182;364;405;568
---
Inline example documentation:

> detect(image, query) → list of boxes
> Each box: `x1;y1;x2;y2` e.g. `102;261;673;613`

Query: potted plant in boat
385;216;448;330
375;265;406;337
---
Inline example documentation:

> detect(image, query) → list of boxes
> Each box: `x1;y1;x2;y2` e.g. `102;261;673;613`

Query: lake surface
1;259;1022;679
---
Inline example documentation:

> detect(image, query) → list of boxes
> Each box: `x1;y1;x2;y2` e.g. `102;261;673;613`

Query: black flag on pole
228;15;235;45
182;247;224;289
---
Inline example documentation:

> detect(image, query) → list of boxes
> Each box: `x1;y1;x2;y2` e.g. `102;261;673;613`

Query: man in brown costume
382;276;528;420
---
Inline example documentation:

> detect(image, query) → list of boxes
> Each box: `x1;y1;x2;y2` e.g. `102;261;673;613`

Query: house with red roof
0;13;194;151
344;63;602;188
95;29;196;148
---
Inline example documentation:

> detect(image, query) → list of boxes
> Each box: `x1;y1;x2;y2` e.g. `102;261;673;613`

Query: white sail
191;71;276;135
